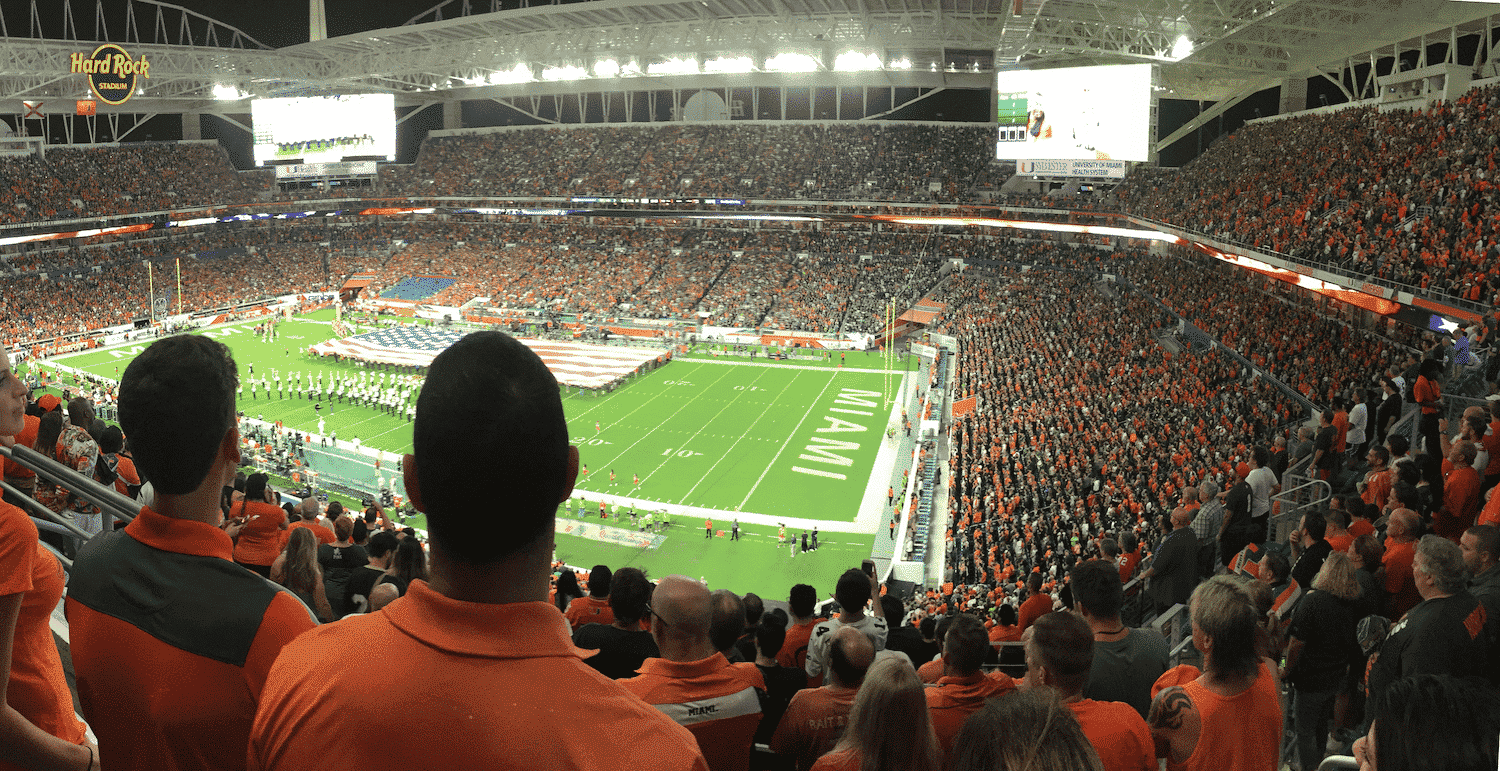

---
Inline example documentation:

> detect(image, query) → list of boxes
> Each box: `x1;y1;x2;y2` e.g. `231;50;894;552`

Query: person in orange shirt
1435;441;1482;539
231;472;289;578
1148;577;1282;771
988;603;1022;643
68;335;318;771
565;564;616;630
250;331;705;770
1018;572;1054;631
925;614;1017;764
286;501;335;546
809;657;940;771
1024;612;1154;771
1359;445;1393;509
0;345;98;771
777;584;820;673
771;626;872;771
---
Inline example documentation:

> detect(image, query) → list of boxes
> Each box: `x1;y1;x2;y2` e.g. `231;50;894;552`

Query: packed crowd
6;320;1496;771
1118;84;1500;307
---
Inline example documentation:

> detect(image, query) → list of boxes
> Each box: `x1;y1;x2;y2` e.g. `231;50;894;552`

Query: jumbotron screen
995;64;1153;162
251;94;396;166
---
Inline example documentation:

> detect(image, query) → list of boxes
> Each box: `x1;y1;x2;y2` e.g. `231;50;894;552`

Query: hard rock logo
69;44;150;106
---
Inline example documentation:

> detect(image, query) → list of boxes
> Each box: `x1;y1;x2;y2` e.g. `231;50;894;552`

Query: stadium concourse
3;100;1500;771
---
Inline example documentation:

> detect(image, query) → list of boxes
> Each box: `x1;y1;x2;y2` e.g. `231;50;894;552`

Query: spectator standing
1413;359;1443;457
67;335;319;771
574;566;659;680
771;626;872;771
1463;524;1500;621
750;611;807;748
1073;559;1170;719
924;613;1018;764
777;584;820;673
1366;535;1496;705
248;331;705;770
1148;577;1282;771
341;530;402;616
1142;507;1197;616
565;565;616;629
1382;509;1423;619
808;657;939;771
1017;571;1054;631
805;569;887;680
1354;674;1500;771
1288;510;1333;591
231;472;288;578
622;575;765;771
1245;446;1279;542
316;515;366;616
1024;611;1154;771
0;344;97;771
1282;552;1361;771
270;528;333;623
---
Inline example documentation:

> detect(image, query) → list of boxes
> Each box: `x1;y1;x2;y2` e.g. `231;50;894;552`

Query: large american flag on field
310;327;668;389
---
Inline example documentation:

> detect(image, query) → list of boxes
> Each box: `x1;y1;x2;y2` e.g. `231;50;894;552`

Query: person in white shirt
1245;445;1279;543
1346;389;1369;459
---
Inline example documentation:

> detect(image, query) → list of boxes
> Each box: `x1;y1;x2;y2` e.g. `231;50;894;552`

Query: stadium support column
443;101;461;131
1279;77;1307;115
181;114;200;141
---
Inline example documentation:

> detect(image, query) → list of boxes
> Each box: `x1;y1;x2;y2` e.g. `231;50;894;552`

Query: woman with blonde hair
951;688;1104;771
811;657;939;771
271;527;333;622
1284;551;1361;771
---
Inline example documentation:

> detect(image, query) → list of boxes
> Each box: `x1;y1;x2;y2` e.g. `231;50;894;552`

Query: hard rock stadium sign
69;44;151;106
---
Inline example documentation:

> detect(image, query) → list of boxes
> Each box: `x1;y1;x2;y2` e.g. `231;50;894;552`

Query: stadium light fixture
648;57;699;76
212;83;242;101
834;52;882;71
488;64;533;85
1169;34;1194;61
705;56;754;74
889;57;912;70
542;65;589;81
594;59;621;77
766;53;819;72
622;61;643;76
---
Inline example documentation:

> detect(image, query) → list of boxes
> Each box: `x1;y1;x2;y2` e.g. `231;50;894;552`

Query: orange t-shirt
1019;593;1055;631
2;414;39;481
0;500;86;768
1415;375;1441;415
234;500;289;567
777;618;819;671
1068;698;1155;771
770;685;858;771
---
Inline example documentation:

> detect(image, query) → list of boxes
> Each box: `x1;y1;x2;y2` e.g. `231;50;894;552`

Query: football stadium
2;0;1500;769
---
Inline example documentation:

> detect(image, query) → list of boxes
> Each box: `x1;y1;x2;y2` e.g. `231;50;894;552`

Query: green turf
43;314;904;597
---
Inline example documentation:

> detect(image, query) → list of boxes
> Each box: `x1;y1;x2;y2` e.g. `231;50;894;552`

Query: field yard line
675;369;798;504
568;360;708;440
634;365;774;486
590;364;740;472
736;369;841;511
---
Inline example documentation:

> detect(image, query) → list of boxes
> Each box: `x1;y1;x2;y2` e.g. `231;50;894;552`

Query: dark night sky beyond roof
177;0;444;49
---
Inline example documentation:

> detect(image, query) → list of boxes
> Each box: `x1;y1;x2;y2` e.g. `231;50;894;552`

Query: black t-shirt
1287;589;1359;692
342;565;407;617
754;663;808;744
573;623;659;680
1315;426;1338;470
1367;591;1493;703
1290;540;1332;591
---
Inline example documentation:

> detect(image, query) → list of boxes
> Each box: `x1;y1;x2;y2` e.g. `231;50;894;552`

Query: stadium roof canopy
0;0;1494;116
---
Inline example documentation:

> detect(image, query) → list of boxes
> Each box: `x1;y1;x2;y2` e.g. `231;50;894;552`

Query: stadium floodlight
1169;34;1194;61
889;57;912;70
212;83;242;101
594;59;621;77
542;65;589;81
766;53;819;72
705;56;754;74
648;57;699;75
488;64;533;84
622;61;643;76
834;52;882;72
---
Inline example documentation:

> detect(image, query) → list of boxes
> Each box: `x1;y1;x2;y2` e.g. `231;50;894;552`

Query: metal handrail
0;478;93;543
0;444;139;525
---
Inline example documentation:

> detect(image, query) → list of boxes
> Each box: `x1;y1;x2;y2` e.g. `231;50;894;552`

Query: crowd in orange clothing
1119;84;1500;307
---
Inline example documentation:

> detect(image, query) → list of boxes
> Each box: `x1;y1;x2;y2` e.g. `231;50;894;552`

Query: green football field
41;312;910;597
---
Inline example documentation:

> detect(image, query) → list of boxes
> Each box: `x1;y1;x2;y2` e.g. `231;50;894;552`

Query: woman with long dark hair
232;472;287;578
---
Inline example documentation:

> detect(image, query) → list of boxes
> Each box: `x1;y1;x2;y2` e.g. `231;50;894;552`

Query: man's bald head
828;626;875;688
652;575;713;659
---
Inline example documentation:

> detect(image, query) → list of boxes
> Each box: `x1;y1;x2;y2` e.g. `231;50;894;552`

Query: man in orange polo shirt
67;335;320;771
925;613;1017;764
1024;612;1154;771
770;627;872;770
622;575;765;771
249;331;705;770
1017;571;1054;630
